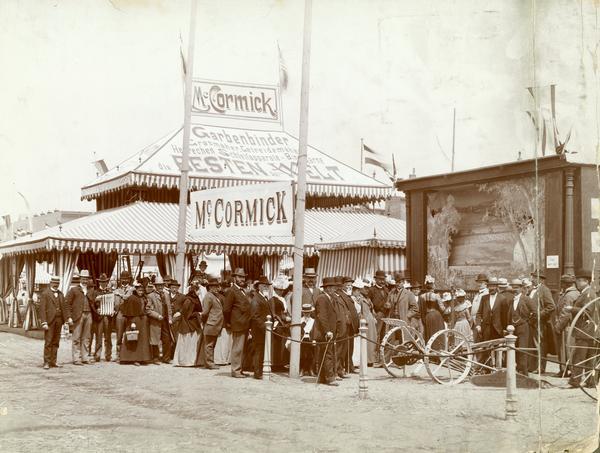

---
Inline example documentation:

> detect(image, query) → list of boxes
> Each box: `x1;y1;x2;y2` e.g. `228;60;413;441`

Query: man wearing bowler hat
223;268;252;378
39;276;67;369
528;270;555;374
471;273;489;343
113;270;135;362
314;277;339;386
368;270;390;367
198;277;224;369
65;270;94;365
507;279;535;374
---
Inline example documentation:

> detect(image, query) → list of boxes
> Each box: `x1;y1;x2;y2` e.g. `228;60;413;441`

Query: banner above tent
81;124;392;204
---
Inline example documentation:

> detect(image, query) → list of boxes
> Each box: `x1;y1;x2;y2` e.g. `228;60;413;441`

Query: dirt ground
0;332;597;453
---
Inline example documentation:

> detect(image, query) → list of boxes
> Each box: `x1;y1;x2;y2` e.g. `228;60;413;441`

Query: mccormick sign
192;79;281;123
190;181;293;236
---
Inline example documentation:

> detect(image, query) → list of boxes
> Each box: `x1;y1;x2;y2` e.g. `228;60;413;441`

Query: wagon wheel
380;324;425;378
424;329;473;385
565;297;600;401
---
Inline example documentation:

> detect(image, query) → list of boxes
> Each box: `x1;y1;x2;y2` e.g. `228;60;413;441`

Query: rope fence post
263;315;272;379
359;319;368;399
505;325;517;419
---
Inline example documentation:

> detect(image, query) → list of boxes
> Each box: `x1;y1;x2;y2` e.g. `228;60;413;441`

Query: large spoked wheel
566;298;600;401
424;329;473;385
380;321;424;378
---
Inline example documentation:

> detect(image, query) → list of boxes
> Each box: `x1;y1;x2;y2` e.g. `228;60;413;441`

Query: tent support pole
290;0;313;379
175;0;198;287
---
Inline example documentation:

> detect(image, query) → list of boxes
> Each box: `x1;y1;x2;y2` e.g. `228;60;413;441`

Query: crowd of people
37;263;596;388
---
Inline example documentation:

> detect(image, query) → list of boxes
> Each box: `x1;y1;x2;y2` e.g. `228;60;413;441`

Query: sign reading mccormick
192;79;281;123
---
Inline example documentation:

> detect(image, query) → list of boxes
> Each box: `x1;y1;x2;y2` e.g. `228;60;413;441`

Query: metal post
289;0;313;379
263;315;273;379
496;348;503;369
505;325;517;419
174;0;198;287
359;319;368;399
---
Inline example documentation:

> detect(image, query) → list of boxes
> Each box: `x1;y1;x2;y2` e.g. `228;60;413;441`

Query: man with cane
314;277;339;386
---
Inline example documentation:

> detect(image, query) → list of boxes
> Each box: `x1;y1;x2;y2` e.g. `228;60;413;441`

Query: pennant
363;143;377;154
179;33;187;79
277;42;288;91
365;156;390;171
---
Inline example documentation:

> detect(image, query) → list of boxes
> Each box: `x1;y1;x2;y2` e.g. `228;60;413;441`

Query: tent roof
0;202;405;257
81;124;392;203
315;215;406;250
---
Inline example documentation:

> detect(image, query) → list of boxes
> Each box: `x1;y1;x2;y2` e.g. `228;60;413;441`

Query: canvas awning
0;202;403;258
315;215;406;250
81;124;393;203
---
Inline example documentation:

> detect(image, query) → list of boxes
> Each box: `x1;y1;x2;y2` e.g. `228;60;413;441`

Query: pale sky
1;0;598;218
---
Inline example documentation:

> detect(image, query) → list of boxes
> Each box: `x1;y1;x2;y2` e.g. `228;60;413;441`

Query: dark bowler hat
576;269;592;280
120;270;132;280
199;260;207;267
375;270;386;279
475;273;489;282
163;274;173;283
411;281;422;289
97;273;109;282
303;267;318;277
322;277;337;287
206;277;220;287
530;270;546;279
560;274;576;283
256;275;271;286
334;276;344;285
233;268;246;277
169;279;181;287
71;274;80;284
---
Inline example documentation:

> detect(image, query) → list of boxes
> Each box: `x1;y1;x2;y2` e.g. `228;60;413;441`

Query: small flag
277;42;288;91
392;154;397;178
364;156;391;172
93;159;108;176
363;143;377;154
3;215;11;229
179;33;187;79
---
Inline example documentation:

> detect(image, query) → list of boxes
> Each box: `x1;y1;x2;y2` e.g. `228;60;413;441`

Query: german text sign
190;181;293;236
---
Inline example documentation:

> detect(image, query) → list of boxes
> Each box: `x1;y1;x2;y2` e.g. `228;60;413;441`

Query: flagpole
360;138;364;173
451;107;456;172
289;0;313;379
175;0;198;288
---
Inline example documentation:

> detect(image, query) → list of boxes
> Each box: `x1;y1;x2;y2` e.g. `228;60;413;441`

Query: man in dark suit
528;270;556;374
302;268;322;307
315;277;339;386
368;270;390;367
223;268;252;378
507;279;535;375
338;276;359;374
332;276;351;379
250;275;273;379
567;269;597;387
475;277;503;367
40;276;67;369
199;278;224;369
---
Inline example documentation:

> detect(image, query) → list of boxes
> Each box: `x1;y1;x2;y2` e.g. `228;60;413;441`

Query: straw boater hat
455;289;466;298
80;270;90;278
497;277;509;289
301;303;314;313
352;278;365;289
50;276;60;284
303;267;317;277
488;277;499;286
511;279;523;287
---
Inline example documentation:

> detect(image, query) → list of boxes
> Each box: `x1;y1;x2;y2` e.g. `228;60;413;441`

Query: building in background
0;210;91;242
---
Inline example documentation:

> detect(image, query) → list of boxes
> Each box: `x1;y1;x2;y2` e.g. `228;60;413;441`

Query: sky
1;0;598;219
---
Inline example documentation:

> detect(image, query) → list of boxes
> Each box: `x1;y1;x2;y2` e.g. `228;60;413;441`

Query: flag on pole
277;42;288;91
364;156;391;172
93;159;108;176
392;154;397;178
179;33;187;79
363;143;377;154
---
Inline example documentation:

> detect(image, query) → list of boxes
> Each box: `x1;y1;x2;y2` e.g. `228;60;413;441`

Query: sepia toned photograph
0;1;599;452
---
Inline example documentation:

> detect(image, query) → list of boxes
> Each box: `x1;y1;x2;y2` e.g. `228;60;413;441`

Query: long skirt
453;318;473;342
214;329;232;365
120;315;152;364
272;326;289;370
173;331;200;367
424;310;445;348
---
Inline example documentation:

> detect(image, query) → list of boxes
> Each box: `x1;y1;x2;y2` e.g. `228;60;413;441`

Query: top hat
560;274;576;283
530;270;546;279
322;277;337;287
79;270;90;278
256;275;271;286
233;268;246;277
575;269;592;280
475;273;489;283
374;270;386;279
120;270;132;280
97;273;109;282
206;277;220;287
303;267;317;277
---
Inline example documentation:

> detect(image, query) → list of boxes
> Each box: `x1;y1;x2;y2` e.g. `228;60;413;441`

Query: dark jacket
314;292;337;341
201;291;224;337
507;294;535;327
65;285;93;322
302;286;323;307
250;292;273;334
476;293;504;337
530;283;555;322
368;285;389;314
39;288;67;325
338;291;360;334
178;290;202;335
223;284;251;332
572;286;597;340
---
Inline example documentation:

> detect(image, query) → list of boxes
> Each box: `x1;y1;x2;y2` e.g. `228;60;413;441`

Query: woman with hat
450;289;473;342
173;276;203;367
351;278;377;366
119;281;152;365
271;275;292;372
419;276;445;346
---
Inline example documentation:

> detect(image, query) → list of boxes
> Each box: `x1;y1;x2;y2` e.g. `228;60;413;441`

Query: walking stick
316;337;332;386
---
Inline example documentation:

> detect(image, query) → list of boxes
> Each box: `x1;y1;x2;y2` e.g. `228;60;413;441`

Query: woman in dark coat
119;281;152;365
420;280;446;350
173;279;203;367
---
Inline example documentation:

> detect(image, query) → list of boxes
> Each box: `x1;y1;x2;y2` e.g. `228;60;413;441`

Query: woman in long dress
419;279;445;348
119;281;152;365
173;279;202;367
450;289;473;342
271;278;291;371
352;279;377;365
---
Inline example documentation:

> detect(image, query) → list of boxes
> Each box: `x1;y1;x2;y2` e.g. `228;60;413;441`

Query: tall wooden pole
289;0;313;379
175;0;198;287
451;107;456;172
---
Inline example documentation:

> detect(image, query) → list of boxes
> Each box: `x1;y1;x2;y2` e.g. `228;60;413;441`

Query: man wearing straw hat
39;276;67;369
314;277;339;386
223;267;252;378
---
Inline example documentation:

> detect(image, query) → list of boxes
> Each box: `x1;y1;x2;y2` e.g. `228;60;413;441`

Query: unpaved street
0;332;597;453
